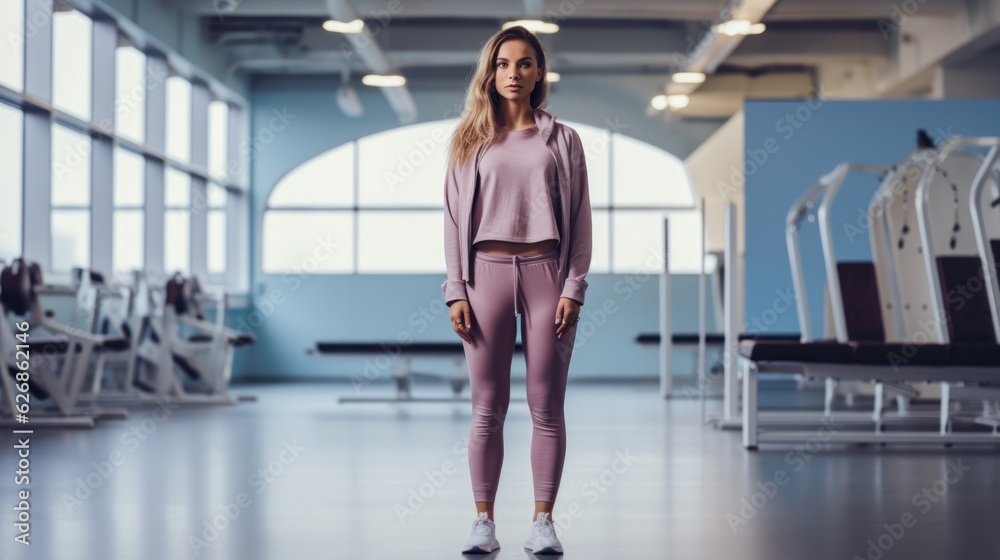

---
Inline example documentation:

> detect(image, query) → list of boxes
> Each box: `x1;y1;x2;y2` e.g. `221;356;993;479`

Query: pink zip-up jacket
442;108;593;307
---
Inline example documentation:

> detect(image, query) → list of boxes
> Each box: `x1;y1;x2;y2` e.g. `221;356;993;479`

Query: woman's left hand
555;298;581;339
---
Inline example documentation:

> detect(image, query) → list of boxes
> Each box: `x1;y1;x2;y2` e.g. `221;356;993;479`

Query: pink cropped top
471;124;561;247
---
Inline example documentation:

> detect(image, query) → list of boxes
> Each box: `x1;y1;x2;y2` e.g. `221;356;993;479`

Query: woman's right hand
450;300;472;343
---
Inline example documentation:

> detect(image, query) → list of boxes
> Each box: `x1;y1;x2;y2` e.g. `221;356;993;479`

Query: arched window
262;119;701;274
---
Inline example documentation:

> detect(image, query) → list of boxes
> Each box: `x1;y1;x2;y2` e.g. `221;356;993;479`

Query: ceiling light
502;19;560;34
671;72;706;84
361;74;406;87
715;19;766;36
323;19;364;34
652;94;690;110
667;95;690;109
546;71;560;83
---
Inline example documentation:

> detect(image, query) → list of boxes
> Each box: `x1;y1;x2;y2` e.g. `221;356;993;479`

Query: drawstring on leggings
513;255;521;317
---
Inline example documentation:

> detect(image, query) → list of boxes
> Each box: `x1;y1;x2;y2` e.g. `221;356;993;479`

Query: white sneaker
523;512;564;555
462;511;500;554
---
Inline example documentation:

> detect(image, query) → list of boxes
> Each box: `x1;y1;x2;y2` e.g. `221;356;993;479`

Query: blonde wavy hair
447;26;549;168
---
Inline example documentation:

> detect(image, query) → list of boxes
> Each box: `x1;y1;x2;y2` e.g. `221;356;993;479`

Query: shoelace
472;516;493;536
534;516;557;539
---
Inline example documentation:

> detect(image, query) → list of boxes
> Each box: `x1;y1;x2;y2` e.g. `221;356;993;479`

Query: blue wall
744;99;1000;336
230;74;724;380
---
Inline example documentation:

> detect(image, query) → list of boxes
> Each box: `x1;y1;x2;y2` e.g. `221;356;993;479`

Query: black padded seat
189;332;256;346
848;342;951;366
946;343;1000;366
33;336;71;353
634;333;725;345
838;262;886;341
738;333;801;342
230;332;255;347
737;339;854;363
97;336;129;352
316;341;524;354
936;256;996;343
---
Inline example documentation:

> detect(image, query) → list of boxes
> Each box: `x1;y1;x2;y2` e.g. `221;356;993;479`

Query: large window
208;100;229;180
51;124;91;272
113;147;145;274
52;8;92;120
0;104;22;263
263;144;356;273
0;0;24;91
115;45;146;143
4;1;247;290
166;76;192;163
207;183;227;274
164;167;191;275
262;119;699;274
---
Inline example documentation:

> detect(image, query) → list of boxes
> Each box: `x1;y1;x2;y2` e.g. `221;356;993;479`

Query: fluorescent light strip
323;19;365;34
672;72;706;84
651;94;690;110
715;19;766;37
362;74;406;87
502;19;560;34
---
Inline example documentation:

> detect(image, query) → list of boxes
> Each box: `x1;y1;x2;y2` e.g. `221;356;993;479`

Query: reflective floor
1;380;997;560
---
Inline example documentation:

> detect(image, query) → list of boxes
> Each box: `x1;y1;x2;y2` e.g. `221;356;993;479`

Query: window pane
269;143;354;207
0;103;22;262
262;211;353;273
164;210;190;274
0;0;24;91
52;9;92;120
208;100;229;180
574;123;610;208
591;209;610;274
115;46;146;143
208;210;226;274
612;210;702;273
114;147;145;206
52;124;91;206
357;211;442;273
166;76;191;162
612;134;694;207
207;183;226;208
113;210;144;273
52;209;90;272
165;167;191;207
357;121;451;207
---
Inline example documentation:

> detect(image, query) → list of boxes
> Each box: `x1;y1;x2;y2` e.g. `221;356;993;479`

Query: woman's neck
496;101;535;131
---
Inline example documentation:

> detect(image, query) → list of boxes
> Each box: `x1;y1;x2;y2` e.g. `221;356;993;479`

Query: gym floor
6;381;997;560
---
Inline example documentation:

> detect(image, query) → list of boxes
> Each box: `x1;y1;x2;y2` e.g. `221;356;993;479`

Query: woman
441;25;593;555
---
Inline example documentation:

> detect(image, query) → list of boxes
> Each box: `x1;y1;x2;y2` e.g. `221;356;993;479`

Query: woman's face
493;39;542;102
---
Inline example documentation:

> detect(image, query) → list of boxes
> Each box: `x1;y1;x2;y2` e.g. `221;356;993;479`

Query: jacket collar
532;107;557;144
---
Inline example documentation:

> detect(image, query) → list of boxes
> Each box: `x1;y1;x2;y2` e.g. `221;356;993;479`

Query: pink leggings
463;246;577;503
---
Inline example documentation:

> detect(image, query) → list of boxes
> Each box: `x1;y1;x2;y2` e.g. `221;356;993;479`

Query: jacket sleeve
560;129;593;306
442;161;468;307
